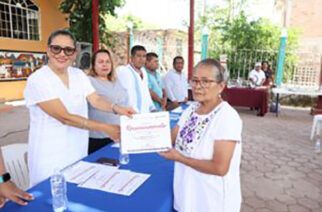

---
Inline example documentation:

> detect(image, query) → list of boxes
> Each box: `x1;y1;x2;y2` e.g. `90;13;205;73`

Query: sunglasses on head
49;45;76;56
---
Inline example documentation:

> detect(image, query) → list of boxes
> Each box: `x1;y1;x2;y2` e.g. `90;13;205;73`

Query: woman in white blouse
160;59;242;212
24;29;135;187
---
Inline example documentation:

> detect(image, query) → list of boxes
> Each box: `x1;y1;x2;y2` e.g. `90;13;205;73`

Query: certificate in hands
120;112;172;154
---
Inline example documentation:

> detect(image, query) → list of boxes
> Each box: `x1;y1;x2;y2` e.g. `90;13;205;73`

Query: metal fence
209;48;321;90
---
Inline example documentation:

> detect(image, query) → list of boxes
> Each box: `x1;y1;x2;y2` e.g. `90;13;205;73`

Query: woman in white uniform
160;59;242;212
24;30;135;187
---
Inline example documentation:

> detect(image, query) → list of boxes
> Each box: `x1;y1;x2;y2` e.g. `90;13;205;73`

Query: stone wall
106;29;193;75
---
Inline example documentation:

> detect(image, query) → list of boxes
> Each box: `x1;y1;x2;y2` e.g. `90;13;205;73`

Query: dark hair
146;52;158;61
194;58;226;83
47;29;76;48
131;45;146;57
173;56;184;66
89;49;116;82
262;61;269;66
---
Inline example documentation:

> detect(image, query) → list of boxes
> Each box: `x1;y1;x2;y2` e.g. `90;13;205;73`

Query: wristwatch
0;173;11;184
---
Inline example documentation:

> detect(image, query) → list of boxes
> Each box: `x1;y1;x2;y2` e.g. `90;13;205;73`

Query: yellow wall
0;0;68;101
0;0;68;53
0;80;26;101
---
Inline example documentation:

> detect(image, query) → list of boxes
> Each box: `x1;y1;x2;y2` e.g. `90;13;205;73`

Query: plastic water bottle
314;138;321;154
51;170;68;212
119;148;130;165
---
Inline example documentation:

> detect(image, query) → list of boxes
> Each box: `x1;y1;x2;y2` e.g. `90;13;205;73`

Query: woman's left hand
159;148;184;162
0;181;34;207
115;105;136;118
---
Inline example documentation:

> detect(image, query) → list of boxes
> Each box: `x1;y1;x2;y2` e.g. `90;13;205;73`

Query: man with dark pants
163;56;188;110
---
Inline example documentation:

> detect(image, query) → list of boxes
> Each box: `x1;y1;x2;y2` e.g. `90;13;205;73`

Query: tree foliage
59;0;124;44
196;7;301;81
219;12;299;51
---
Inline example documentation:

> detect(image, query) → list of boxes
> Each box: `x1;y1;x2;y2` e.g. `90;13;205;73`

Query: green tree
59;0;124;44
219;12;299;51
216;12;300;79
196;7;300;80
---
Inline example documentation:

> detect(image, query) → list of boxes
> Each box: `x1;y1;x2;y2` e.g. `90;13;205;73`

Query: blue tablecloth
3;107;189;212
3;147;175;212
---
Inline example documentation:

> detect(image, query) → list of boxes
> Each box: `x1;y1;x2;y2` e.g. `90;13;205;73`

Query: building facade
273;0;322;89
0;0;68;101
274;0;322;54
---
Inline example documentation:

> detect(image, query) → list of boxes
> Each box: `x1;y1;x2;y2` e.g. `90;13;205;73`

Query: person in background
163;56;188;110
87;49;129;154
0;150;33;208
117;45;155;113
144;52;167;111
262;61;274;86
248;62;266;87
24;29;135;187
160;59;242;212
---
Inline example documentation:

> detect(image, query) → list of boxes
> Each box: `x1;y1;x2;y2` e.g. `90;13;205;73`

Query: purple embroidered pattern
175;103;222;155
179;115;198;144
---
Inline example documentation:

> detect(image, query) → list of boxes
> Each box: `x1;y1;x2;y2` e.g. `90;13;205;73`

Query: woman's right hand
102;124;120;142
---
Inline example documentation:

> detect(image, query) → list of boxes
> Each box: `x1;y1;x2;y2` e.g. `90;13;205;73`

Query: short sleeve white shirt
248;69;266;86
163;69;188;102
174;102;242;212
24;65;95;186
116;64;155;113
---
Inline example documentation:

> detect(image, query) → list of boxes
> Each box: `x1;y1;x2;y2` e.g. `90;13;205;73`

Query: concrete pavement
0;104;321;211
239;107;322;212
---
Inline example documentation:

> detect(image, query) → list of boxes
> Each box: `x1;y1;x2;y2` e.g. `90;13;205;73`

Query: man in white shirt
117;45;155;113
163;56;188;110
248;62;266;87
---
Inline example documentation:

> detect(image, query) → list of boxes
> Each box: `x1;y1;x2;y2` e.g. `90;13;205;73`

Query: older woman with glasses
160;59;242;212
24;29;135;186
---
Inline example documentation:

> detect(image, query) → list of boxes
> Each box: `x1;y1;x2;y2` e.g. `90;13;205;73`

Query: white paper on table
78;167;124;190
120;112;172;154
63;161;117;184
78;169;150;196
107;171;150;196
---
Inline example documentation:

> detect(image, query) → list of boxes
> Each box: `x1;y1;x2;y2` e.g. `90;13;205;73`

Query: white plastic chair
310;115;322;140
1;143;30;191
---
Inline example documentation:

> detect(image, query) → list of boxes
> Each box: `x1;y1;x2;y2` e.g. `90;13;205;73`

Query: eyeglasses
49;45;76;56
190;79;217;88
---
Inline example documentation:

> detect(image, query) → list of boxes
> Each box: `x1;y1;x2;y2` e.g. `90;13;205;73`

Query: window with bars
0;0;40;40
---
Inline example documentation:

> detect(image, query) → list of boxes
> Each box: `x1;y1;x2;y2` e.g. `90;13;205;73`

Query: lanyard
128;65;142;112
